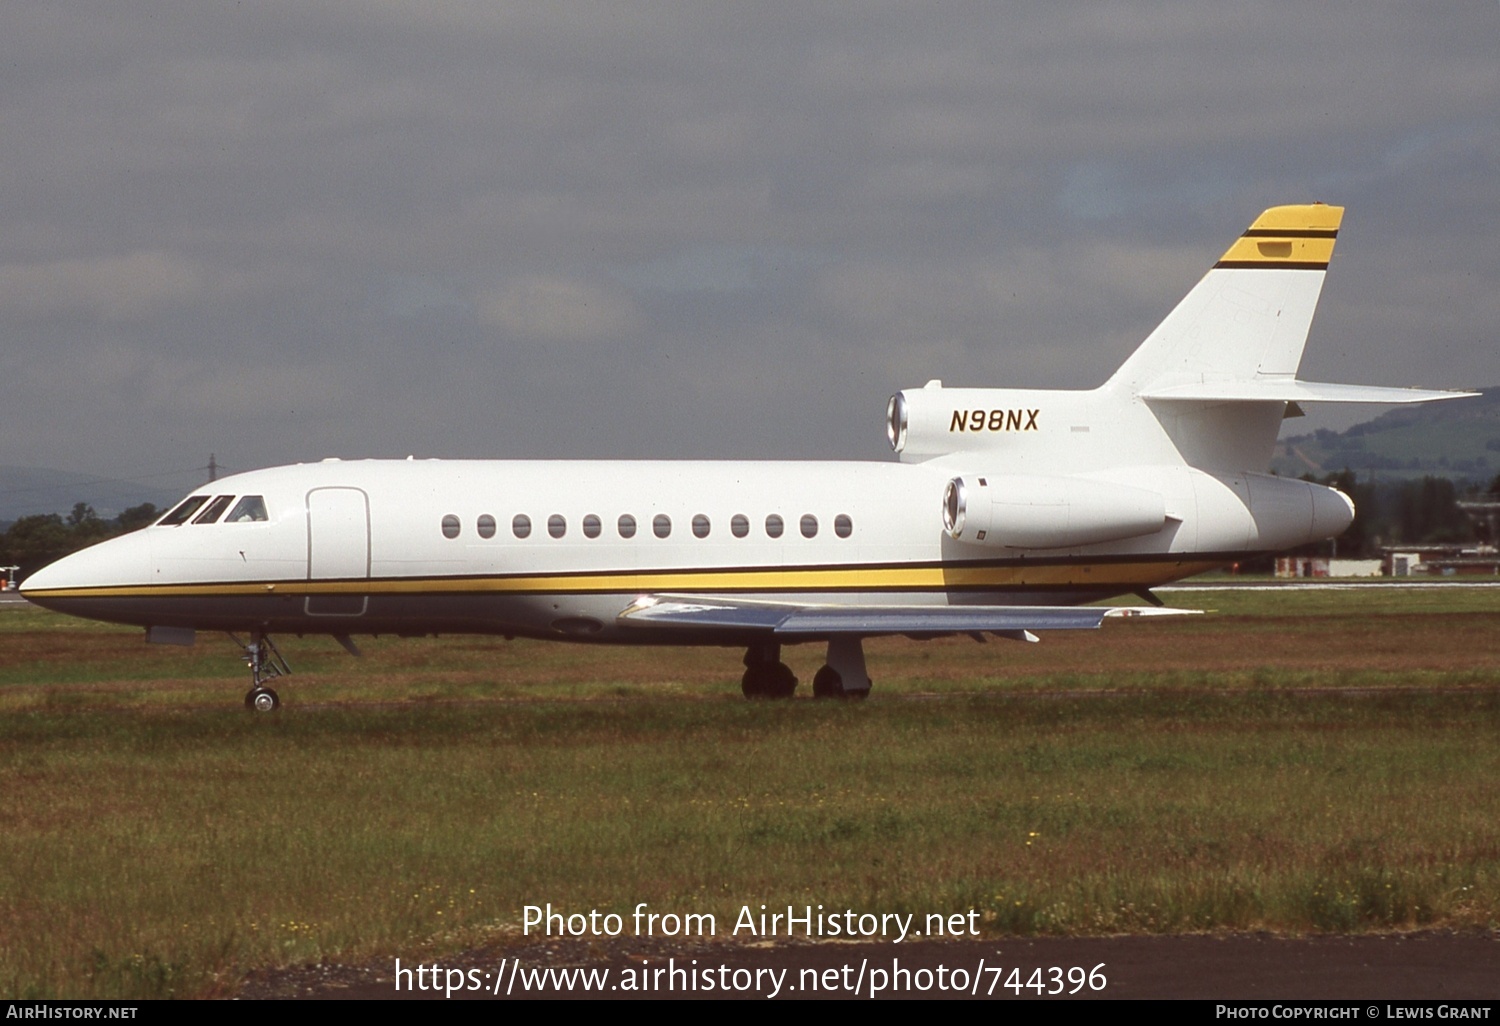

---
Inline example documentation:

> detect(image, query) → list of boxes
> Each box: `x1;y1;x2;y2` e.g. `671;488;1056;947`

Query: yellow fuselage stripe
25;559;1227;600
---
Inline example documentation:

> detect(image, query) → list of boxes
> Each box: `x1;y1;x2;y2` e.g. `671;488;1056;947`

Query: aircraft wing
617;594;1196;639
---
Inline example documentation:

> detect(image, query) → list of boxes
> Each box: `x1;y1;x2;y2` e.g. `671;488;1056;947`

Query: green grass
1;588;1499;997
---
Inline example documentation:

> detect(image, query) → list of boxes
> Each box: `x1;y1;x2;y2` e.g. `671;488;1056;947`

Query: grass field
1;587;1498;998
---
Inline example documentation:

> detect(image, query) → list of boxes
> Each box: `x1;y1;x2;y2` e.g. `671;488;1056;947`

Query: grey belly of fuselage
28;585;1124;646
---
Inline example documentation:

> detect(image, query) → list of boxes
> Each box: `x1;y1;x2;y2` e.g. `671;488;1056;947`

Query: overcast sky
2;1;1495;497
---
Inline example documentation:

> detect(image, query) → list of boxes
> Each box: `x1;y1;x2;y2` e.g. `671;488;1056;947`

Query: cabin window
692;514;711;538
618;513;637;539
583;514;602;539
730;514;749;538
653;514;672;539
800;514;818;538
477;514;497;539
158;495;210;527
834;513;853;538
513;514;532;539
441;514;461;539
193;495;236;525
548;514;567;539
765;514;784;538
225;495;268;522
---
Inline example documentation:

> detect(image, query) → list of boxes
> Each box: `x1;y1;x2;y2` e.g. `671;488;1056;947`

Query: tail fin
1106;203;1344;398
1103;204;1470;472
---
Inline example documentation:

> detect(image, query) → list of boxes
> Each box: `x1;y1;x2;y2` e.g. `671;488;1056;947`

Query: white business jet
22;205;1471;710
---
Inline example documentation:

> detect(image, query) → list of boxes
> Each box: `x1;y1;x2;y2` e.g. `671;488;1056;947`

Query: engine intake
943;474;1168;549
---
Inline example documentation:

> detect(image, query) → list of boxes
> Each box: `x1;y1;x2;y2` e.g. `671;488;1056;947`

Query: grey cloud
475;276;642;343
0;252;207;321
615;245;830;296
1;0;1495;491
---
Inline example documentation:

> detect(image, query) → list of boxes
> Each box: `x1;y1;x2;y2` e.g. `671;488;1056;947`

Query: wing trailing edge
1140;379;1476;404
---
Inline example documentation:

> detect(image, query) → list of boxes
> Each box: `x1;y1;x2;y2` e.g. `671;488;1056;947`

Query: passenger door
306;487;369;616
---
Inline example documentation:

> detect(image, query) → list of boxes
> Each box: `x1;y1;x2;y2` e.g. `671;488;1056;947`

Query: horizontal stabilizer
1141;380;1477;404
619;594;1197;636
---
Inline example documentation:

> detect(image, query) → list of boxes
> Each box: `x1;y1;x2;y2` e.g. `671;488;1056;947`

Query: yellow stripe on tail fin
1102;203;1345;470
1214;203;1343;270
1107;203;1346;401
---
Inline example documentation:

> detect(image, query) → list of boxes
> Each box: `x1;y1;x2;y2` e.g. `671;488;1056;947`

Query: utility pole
208;453;218;483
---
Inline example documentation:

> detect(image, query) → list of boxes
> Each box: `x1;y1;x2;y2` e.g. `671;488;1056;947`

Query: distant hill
0;466;179;524
1272;388;1500;482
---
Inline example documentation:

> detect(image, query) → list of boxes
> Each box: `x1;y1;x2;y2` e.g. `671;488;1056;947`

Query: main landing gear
741;640;797;699
811;636;872;700
233;631;290;712
741;637;873;700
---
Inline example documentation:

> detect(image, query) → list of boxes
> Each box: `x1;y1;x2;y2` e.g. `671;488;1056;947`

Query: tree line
1304;471;1500;558
1;503;159;579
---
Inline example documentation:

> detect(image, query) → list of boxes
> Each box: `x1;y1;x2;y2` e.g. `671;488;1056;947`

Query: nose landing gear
246;686;280;712
233;631;290;712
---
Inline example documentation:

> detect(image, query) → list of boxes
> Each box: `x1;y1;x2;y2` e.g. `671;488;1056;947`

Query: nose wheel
245;686;280;712
232;631;291;713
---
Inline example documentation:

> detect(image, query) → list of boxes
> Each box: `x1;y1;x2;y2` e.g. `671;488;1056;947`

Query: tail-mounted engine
942;474;1168;549
887;382;1077;460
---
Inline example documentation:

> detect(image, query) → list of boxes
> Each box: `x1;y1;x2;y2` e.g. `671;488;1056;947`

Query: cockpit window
225;496;269;522
158;495;210;526
192;495;236;524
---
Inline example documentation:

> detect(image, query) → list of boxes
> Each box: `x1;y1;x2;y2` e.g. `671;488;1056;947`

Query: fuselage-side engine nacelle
942;474;1168;549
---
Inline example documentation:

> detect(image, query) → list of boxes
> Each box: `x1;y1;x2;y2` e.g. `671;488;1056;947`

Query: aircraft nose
20;529;154;599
